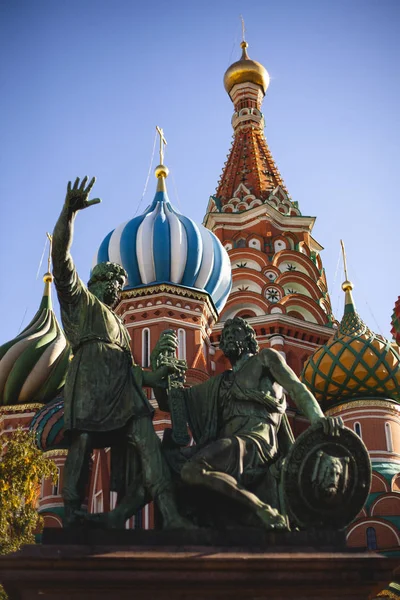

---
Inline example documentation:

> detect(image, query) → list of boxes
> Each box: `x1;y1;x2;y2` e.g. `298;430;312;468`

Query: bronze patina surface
52;177;189;530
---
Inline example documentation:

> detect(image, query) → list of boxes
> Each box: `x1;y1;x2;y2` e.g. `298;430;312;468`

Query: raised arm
52;177;101;285
260;348;343;435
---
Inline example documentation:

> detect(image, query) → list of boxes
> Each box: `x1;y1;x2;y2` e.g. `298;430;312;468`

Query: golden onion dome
224;41;270;96
301;280;400;409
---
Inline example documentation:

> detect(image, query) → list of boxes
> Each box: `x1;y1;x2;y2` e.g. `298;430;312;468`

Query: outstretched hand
65;176;101;214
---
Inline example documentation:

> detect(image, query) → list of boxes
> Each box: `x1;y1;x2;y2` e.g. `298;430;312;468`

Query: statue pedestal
0;530;398;600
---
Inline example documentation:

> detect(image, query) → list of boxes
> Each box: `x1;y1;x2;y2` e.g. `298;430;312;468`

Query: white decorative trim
204;203;315;232
177;329;186;361
371;495;400;516
346;520;400;545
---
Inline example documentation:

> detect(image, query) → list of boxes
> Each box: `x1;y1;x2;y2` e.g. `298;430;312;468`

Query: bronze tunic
54;260;152;433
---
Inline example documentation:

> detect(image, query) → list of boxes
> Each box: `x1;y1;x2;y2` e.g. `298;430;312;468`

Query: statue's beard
322;483;339;497
103;283;120;308
221;339;247;362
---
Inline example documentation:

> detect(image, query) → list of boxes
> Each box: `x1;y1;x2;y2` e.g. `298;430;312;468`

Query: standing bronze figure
52;177;188;529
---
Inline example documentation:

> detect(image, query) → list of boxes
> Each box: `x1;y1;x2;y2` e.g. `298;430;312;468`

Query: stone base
41;526;347;550
0;532;398;600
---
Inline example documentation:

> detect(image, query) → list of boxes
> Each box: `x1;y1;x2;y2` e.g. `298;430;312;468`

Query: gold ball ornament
223;42;270;95
154;164;169;179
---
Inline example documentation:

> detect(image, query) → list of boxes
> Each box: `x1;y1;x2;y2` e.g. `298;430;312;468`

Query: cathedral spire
214;41;293;210
338;240;370;337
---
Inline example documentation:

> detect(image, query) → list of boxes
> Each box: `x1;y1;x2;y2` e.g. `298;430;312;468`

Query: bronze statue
52;176;189;529
311;452;348;501
152;317;344;530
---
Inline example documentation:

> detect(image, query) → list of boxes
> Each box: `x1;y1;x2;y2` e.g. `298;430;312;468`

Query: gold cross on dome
46;232;53;273
340;239;349;281
240;15;246;42
156;126;167;165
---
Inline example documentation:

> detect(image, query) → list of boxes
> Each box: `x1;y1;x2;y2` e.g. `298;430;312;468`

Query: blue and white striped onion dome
93;173;232;313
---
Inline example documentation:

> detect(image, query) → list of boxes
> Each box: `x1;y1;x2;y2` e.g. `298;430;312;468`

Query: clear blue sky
0;0;399;344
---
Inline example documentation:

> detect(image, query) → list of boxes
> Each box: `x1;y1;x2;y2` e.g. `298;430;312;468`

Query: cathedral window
265;288;280;303
385;422;393;452
110;491;118;510
142;328;150;368
52;468;60;496
354;422;362;438
265;271;276;282
274;239;287;253
366;527;378;550
92;490;103;513
133;509;143;529
178;328;186;360
249;238;261;250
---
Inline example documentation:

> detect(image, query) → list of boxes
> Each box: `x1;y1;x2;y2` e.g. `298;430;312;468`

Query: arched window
110;491;118;510
249;238;261;251
366;527;378;550
354;422;362;438
135;508;143;530
385;422;393;452
142;328;150;368
274;239;287;253
52;468;60;496
177;329;186;360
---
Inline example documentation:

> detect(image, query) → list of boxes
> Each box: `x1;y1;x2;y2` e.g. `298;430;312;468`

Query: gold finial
154;126;169;189
46;233;52;273
156;125;167;166
340;239;356;312
43;233;53;286
154;125;169;192
42;233;53;301
340;239;353;292
241;15;246;42
240;16;249;55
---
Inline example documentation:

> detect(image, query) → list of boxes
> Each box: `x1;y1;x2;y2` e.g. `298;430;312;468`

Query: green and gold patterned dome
301;280;400;409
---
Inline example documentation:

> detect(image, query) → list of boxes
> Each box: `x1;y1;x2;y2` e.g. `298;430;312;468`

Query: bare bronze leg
62;432;93;527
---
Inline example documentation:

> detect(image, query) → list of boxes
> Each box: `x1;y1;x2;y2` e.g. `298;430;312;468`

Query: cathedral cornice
326;399;400;416
204;203;316;232
120;283;218;321
212;312;334;337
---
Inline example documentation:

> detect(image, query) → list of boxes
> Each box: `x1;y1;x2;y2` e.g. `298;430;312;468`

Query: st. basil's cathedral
1;38;400;565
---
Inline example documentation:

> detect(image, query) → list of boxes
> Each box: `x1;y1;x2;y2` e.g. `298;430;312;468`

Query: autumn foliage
0;428;57;555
